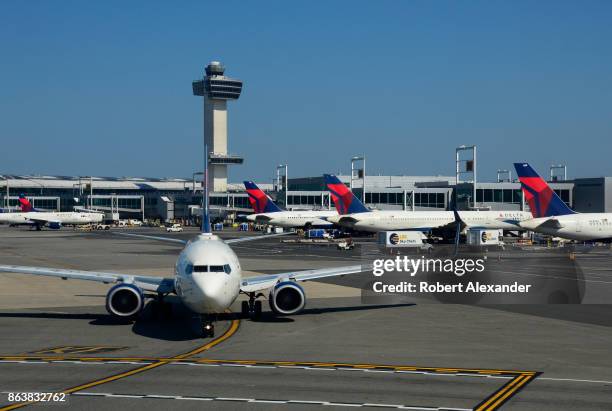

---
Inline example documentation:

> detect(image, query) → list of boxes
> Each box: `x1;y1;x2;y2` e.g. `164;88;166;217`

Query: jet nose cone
193;274;229;311
195;274;224;295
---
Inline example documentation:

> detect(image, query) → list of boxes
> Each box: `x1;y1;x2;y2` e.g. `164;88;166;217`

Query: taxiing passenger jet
324;174;531;234
0;161;363;338
0;195;104;230
515;163;612;241
244;181;335;229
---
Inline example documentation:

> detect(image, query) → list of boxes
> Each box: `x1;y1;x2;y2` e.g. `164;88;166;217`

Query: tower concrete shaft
204;98;228;191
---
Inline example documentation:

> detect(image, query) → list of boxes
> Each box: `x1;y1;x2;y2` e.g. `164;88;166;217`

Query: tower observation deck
192;61;244;192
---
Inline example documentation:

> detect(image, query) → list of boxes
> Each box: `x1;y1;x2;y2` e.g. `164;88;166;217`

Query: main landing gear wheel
241;301;250;318
253;300;262;319
242;293;263;320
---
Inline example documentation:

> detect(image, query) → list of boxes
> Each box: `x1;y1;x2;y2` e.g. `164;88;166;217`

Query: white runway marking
71;391;472;410
538;376;612;384
0;359;515;380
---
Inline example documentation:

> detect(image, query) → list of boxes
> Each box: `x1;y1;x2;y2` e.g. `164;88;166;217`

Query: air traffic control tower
192;61;243;192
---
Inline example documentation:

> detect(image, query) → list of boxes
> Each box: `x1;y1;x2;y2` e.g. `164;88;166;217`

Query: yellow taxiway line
0;319;539;411
0;319;240;411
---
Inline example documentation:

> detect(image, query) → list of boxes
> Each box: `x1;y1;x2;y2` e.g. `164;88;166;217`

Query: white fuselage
327;210;531;232
519;213;612;241
0;211;104;226
246;210;336;228
174;234;242;314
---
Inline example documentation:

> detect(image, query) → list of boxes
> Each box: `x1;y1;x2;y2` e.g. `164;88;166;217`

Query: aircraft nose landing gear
202;316;215;338
241;293;263;320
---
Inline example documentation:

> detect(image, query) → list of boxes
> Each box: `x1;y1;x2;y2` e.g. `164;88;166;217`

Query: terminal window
477;189;521;204
288;195;322;206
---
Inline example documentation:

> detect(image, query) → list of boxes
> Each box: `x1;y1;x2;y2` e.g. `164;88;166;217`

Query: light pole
2;176;8;209
351;155;366;204
496;169;512;183
277;164;288;207
455;145;477;209
192;171;203;194
550;164;567;182
76;176;94;210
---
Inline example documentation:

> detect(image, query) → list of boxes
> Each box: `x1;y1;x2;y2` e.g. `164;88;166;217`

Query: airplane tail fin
513;163;575;218
243;181;283;213
18;194;34;212
323;174;370;215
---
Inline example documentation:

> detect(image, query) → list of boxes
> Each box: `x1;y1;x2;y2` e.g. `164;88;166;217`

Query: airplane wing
115;231;291;245
252;215;273;223
0;265;175;293
240;264;365;293
115;232;188;245
536;218;563;229
225;231;291;244
426;209;467;233
337;216;359;225
24;216;60;226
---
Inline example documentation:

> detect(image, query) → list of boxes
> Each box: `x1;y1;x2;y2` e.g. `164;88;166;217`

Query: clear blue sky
1;1;611;183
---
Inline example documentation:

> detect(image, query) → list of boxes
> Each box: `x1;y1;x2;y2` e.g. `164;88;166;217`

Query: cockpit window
190;265;231;274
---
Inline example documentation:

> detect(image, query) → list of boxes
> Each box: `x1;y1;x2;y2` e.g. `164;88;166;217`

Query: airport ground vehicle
306;229;330;239
94;223;111;230
337;239;354;250
166;224;183;232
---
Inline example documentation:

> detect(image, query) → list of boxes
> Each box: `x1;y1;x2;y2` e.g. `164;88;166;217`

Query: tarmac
0;226;611;410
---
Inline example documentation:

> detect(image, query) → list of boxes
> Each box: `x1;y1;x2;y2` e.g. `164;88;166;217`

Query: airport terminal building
1;173;610;222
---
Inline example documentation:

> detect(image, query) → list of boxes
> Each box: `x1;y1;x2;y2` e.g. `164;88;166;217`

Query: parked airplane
244;181;335;229
0;158;363;338
324;174;531;234
515;163;612;241
0;195;104;230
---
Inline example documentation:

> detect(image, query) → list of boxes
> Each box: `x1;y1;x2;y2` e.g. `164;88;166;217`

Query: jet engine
48;222;62;229
269;281;306;315
105;284;144;318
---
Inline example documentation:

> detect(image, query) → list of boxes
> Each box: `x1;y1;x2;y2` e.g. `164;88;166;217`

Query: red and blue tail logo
243;181;283;213
324;174;369;215
18;194;34;212
514;163;575;218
